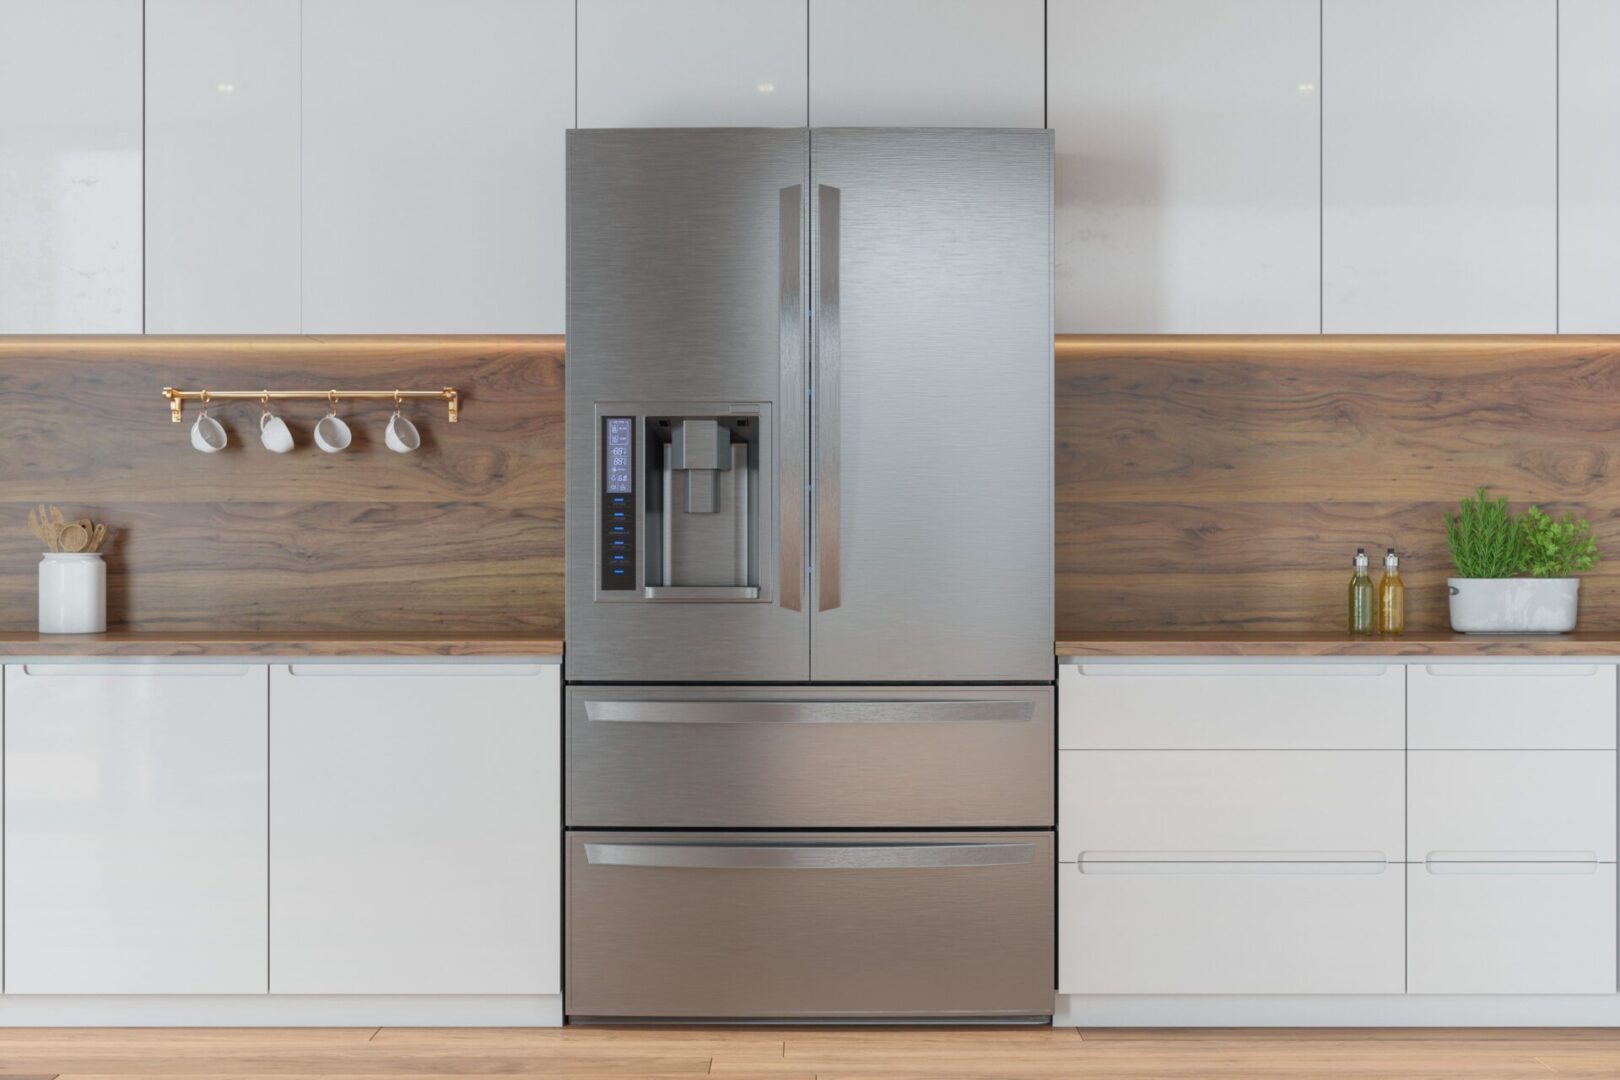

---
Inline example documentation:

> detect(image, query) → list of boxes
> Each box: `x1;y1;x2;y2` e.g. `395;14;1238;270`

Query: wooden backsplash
5;334;1613;638
1057;336;1620;633
0;337;563;634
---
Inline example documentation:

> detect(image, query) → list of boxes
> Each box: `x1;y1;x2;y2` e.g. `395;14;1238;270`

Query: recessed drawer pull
585;841;1035;870
1425;851;1599;874
583;699;1034;725
1076;664;1388;678
1421;665;1600;678
1078;851;1388;875
18;664;253;678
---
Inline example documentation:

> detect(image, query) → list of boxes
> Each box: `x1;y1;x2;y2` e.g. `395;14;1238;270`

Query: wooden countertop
1057;631;1620;657
0;632;562;658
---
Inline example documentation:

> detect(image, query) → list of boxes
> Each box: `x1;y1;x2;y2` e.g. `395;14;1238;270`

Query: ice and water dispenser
596;405;770;602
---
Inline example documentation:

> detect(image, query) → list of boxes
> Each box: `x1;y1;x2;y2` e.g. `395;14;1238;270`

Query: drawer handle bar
585;841;1035;870
583;700;1035;724
1421;665;1600;677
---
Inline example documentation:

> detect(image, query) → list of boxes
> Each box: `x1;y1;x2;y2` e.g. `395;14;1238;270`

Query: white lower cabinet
1059;860;1404;995
1409;863;1616;994
3;664;269;994
268;663;559;995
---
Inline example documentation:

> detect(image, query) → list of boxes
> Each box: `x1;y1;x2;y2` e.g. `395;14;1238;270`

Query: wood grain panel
0;337;563;633
1058;336;1620;634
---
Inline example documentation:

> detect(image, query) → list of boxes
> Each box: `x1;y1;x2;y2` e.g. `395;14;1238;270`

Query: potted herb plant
1446;487;1602;633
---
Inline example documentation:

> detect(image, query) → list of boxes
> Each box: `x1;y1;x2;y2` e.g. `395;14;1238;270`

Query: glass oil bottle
1348;548;1375;635
1378;548;1405;635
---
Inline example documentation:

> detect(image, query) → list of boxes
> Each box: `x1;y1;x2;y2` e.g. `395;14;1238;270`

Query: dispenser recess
595;403;772;603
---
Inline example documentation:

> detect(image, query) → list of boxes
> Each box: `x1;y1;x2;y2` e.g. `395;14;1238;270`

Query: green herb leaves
1445;487;1602;579
1519;505;1601;578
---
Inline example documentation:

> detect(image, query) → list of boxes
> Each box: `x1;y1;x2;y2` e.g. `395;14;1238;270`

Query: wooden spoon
59;523;89;553
88;523;108;553
27;506;50;547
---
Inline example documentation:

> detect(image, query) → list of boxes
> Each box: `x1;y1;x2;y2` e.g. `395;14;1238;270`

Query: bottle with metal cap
1378;547;1405;635
1348;548;1375;635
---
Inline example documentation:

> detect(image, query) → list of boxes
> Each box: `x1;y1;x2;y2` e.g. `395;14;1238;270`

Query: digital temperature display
604;418;633;493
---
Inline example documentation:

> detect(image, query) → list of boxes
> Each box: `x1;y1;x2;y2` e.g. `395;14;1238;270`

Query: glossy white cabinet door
145;0;301;333
1322;0;1556;332
1059;663;1405;750
302;0;573;332
1559;0;1620;332
4;664;268;993
1059;750;1404;863
1049;0;1320;332
270;663;559;994
0;0;141;332
809;0;1043;127
578;0;806;127
1060;861;1404;994
1409;862;1616;994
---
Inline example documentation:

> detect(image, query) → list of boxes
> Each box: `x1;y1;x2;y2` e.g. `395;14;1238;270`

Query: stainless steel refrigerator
564;128;1054;1021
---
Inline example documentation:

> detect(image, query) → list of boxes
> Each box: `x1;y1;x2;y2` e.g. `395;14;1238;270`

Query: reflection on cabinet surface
0;0;142;333
144;0;301;333
301;0;574;332
268;663;560;995
1322;0;1556;332
577;0;806;127
1560;0;1620;331
4;664;268;994
1048;0;1320;333
810;0;1043;128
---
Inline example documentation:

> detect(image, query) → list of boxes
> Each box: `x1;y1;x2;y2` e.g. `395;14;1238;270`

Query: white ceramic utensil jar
39;552;106;633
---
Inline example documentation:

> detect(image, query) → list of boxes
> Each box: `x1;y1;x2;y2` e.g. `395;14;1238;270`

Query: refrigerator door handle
779;184;805;613
815;183;842;612
584;841;1036;870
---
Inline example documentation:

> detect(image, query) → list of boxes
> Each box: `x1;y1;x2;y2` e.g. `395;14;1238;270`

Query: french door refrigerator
565;128;1054;1021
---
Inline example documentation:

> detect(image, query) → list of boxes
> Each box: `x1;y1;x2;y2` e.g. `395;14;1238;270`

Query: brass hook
393;389;403;415
327;389;339;414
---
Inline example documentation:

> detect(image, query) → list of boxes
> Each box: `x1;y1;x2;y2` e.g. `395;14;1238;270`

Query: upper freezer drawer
1059;664;1405;749
566;685;1052;828
1408;664;1617;749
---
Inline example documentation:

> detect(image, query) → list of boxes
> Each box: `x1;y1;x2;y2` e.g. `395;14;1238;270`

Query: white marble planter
1448;577;1580;633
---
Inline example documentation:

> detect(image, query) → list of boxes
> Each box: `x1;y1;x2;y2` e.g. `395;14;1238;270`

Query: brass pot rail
162;387;459;423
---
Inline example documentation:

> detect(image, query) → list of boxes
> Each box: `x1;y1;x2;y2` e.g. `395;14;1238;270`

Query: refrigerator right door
808;129;1053;683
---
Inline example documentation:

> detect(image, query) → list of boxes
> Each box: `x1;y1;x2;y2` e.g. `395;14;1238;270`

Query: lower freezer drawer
565;831;1054;1019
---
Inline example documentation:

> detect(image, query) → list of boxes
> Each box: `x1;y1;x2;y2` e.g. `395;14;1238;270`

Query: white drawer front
1409;750;1616;862
1409;862;1616;994
1059;750;1403;863
1409;664;1616;749
1058;861;1404;994
1059;664;1404;749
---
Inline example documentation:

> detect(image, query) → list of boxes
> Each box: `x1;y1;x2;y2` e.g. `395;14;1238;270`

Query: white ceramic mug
259;409;294;454
190;410;227;453
385;411;421;454
314;411;352;453
38;552;106;634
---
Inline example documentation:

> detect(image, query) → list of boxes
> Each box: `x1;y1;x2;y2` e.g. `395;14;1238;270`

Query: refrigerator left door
566;129;811;682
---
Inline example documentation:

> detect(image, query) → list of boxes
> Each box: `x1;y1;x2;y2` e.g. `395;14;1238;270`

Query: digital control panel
600;417;636;591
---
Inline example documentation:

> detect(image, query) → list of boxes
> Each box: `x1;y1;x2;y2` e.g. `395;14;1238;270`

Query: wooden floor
4;1027;1620;1078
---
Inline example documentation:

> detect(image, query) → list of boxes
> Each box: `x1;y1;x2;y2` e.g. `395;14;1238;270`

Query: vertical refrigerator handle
778;185;804;612
815;183;842;612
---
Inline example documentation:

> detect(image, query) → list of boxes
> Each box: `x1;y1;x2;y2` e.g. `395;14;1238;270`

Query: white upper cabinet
145;0;301;333
1322;0;1556;333
0;0;141;332
1048;0;1320;333
1559;0;1620;332
578;0;806;127
301;0;574;333
809;0;1043;127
